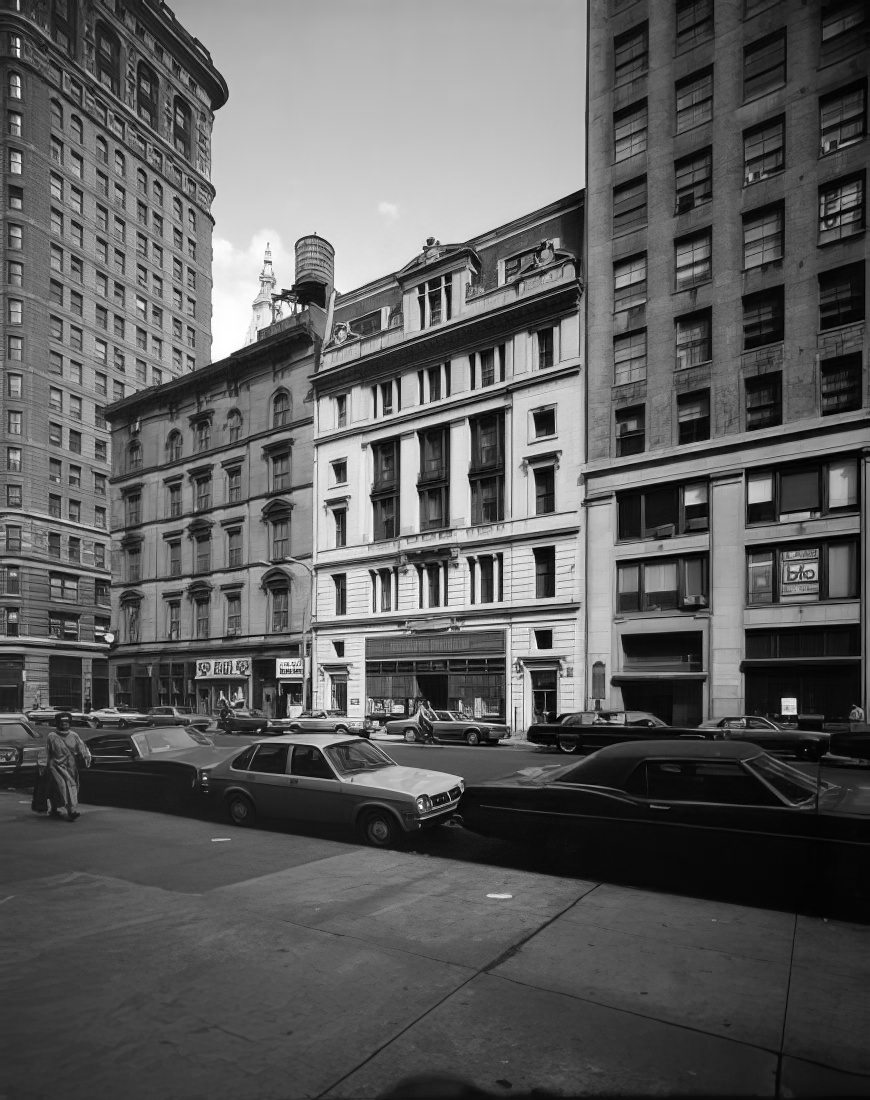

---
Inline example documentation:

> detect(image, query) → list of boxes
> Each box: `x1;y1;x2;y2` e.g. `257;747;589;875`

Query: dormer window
417;274;452;328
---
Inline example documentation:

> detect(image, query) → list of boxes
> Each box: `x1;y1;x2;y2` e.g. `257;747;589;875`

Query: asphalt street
2;774;869;1100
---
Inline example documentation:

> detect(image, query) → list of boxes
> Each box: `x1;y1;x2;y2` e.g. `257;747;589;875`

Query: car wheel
403;728;417;743
360;809;400;848
557;735;580;755
465;730;481;746
288;724;301;734
334;725;349;735
226;793;256;827
118;719;128;729
94;720;103;729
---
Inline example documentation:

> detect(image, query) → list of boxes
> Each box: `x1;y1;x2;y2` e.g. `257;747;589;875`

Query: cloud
209;231;296;362
377;201;400;221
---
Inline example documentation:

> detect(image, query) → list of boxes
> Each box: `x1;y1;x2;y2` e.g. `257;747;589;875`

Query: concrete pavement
1;794;868;1099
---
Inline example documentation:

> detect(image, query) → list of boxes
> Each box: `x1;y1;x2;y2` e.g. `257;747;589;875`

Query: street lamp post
257;556;315;709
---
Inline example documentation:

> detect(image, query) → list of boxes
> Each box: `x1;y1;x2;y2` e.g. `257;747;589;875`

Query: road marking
211;837;232;842
486;893;513;899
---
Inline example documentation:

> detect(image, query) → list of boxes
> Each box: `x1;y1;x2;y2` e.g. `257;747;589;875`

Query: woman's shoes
67;812;80;821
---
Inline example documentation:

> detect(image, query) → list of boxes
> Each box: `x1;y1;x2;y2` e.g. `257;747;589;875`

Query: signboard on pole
276;658;304;680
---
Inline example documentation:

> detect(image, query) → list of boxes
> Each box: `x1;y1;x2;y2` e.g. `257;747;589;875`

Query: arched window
95;135;108;164
124;600;141;643
51;99;63;129
136;167;147;193
195;420;211;453
51;0;77;54
127;441;142;471
272;391;291;427
227;409;242;442
173;96;192;159
8;73;22;100
71;115;83;143
136;61;159;130
95;22;121;95
167;430;182;461
172;196;183;221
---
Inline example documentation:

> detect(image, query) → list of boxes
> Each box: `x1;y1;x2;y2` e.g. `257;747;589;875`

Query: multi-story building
104;300;325;716
312;193;583;730
0;0;226;710
585;1;868;723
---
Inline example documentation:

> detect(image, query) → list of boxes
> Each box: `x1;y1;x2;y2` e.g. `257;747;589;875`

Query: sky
166;0;586;362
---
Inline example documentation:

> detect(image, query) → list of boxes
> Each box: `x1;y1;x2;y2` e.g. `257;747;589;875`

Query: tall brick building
0;1;226;709
584;1;868;723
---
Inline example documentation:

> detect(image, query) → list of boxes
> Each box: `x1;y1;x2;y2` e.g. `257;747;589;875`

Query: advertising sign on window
195;658;251;679
779;547;819;599
276;658;303;680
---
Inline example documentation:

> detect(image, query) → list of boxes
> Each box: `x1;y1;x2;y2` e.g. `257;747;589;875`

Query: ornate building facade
311;193;584;730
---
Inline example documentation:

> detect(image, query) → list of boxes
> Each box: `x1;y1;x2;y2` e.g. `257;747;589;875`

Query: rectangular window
534;467;556;515
271;453;290;492
614;100;647;160
747;541;858;605
614;330;647;384
227;467;242;504
746;373;783;430
675;230;712;288
167;484;181;518
616;406;645;457
125;493;141;526
820;354;862;414
194;476;211;512
820;82;866;155
614;22;648;85
676;0;713;51
331;574;347;616
534;547;556;599
271;519;289;559
675;310;711;369
225;595;241;635
819;263;865;329
167;601;180;641
743;204;784;269
537;328;555;369
818;175;865;244
416;274;452;328
675;148;712;213
168;539;181;577
747;457;858;523
618;481;709;540
333;508;347;548
372;439;400;540
676;70;713;132
744;31;786;101
195;536;211;574
613;253;647;316
618;555;708;612
195;597;210;639
469;413;505;524
677;390;710;444
613;175;647;233
743;287;785;348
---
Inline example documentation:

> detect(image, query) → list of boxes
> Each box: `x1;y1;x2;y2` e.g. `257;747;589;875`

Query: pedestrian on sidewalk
417;698;438;744
45;711;91;822
849;702;864;721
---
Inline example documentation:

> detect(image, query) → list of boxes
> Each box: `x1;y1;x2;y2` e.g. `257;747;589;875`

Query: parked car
26;706;96;729
699;715;793;731
383;710;509;746
204;733;464;847
285;710;374;738
458;740;870;901
77;726;236;811
700;721;830;761
0;713;44;782
147;706;212;730
216;707;293;734
528;710;680;754
89;706;152;729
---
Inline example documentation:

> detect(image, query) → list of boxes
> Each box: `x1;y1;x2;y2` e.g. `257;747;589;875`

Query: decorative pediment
260;497;293;521
397;241;481;285
119;589;144;605
185;579;213;597
186;516;214;536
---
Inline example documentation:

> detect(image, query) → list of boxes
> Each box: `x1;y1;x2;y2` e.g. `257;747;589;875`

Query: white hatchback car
203;733;464;847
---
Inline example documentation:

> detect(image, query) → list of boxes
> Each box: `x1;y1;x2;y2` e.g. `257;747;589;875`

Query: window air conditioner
821;138;838;154
652;524;675;538
682;595;707;608
745;170;761;183
675;194;694;214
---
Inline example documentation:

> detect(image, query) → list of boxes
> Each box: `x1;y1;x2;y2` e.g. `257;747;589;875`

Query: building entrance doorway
416;674;448;709
619;679;703;725
530;669;558;723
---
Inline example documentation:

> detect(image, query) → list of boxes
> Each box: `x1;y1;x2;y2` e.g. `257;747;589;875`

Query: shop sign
779;548;819;598
781;697;798;716
196;658;251;679
276;658;304;679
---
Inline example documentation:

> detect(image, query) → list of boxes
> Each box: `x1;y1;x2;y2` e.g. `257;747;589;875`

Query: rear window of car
0;722;33;739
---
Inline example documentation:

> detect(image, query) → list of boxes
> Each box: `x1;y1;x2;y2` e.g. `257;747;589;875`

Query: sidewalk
2;795;868;1099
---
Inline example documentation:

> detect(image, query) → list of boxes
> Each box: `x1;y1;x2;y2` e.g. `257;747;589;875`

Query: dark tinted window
629;759;778;805
249;744;289;775
291;746;335;780
231;746;256;771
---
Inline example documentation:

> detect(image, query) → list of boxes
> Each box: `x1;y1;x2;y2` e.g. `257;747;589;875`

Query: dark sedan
26;707;96;729
459;740;869;902
147;706;212;731
0;714;44;782
217;708;293;734
78;726;238;811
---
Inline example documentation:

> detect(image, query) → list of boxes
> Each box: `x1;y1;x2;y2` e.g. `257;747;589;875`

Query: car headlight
415;794;432;814
0;747;18;764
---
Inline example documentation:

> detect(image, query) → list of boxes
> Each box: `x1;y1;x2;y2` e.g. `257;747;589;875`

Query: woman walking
46;711;91;821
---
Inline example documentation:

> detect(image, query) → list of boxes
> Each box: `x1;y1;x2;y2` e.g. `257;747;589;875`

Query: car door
284;744;349;824
240;743;291;817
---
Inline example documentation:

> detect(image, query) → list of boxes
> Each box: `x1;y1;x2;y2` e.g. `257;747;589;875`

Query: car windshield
0;722;37;740
325;739;395;775
744;753;834;806
133;729;211;755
